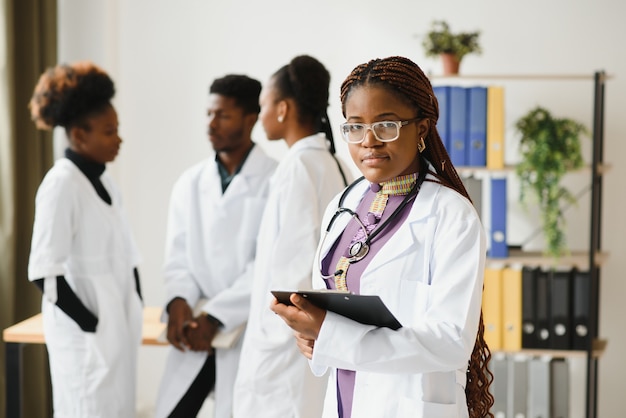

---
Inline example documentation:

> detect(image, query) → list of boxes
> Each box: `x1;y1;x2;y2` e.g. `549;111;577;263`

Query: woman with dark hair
272;56;494;418
234;55;351;418
28;61;143;417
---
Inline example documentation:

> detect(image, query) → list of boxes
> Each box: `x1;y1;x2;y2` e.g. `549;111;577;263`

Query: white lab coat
28;158;142;418
155;145;277;418
310;173;486;418
234;134;352;418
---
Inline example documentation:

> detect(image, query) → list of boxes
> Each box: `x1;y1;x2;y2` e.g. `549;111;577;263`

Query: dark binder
550;270;573;350
271;290;402;330
521;267;537;348
534;269;551;349
571;270;591;350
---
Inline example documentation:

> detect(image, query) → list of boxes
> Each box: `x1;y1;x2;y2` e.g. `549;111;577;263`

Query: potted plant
422;20;481;75
514;106;588;260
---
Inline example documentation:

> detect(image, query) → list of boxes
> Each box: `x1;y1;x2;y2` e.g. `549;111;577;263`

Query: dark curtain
0;0;57;416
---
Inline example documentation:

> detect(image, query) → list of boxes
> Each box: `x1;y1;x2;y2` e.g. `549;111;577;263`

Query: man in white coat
155;74;277;418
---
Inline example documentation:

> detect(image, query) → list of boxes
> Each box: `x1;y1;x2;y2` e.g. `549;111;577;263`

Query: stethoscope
318;158;429;275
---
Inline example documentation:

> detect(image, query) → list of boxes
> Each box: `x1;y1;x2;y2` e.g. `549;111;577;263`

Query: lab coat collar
200;144;269;205
286;133;328;155
320;169;440;277
364;178;439;273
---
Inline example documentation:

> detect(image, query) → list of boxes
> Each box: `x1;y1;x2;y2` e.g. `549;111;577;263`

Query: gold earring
417;137;426;153
277;115;284;123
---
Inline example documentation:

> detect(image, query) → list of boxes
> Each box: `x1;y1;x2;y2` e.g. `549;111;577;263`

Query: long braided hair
340;56;494;418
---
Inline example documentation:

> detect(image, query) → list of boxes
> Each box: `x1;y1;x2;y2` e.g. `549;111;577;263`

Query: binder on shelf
528;357;551;418
486;86;505;169
462;175;482;219
433;86;451;152
490;353;508;418
550;269;573;350
521;267;537;349
502;267;522;351
571;269;591;350
482;267;503;350
534;269;552;349
550;359;570;418
507;355;528;418
448;86;467;166
466;86;487;166
488;177;508;258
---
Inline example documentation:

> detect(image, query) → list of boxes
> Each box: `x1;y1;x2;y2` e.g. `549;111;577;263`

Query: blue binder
466;86;487;166
433;86;450;152
448;86;467;166
488;177;508;258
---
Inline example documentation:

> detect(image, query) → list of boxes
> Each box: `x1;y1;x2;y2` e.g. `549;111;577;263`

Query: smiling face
344;85;429;184
71;104;121;164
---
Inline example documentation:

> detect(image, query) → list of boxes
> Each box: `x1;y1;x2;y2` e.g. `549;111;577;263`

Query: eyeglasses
339;117;421;144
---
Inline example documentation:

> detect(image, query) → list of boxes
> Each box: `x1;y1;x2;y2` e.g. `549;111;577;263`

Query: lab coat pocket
82;332;107;394
397;280;431;325
398;396;459;418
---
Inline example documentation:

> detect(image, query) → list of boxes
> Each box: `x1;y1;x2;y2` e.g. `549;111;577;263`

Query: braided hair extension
340;56;495;418
271;55;338;154
29;61;115;131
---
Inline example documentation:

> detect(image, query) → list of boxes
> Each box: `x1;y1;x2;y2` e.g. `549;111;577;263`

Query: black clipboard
271;290;402;330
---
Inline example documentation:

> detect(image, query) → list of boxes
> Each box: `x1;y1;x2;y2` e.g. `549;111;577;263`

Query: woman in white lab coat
233;55;351;418
272;56;495;418
27;62;143;417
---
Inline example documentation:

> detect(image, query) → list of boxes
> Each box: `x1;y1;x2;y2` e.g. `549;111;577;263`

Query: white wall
57;0;626;416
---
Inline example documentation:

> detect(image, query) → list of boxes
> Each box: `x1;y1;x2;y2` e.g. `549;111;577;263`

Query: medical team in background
26;55;492;418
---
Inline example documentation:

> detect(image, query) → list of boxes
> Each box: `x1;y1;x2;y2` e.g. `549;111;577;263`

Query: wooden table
3;306;167;418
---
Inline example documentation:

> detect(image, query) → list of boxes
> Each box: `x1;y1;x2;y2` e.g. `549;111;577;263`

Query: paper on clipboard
271;289;402;330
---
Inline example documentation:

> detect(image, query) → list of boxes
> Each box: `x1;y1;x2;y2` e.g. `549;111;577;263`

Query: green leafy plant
422;20;482;61
515;106;587;259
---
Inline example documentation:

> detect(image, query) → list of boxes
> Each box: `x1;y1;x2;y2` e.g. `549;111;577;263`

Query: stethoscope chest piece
348;241;369;263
